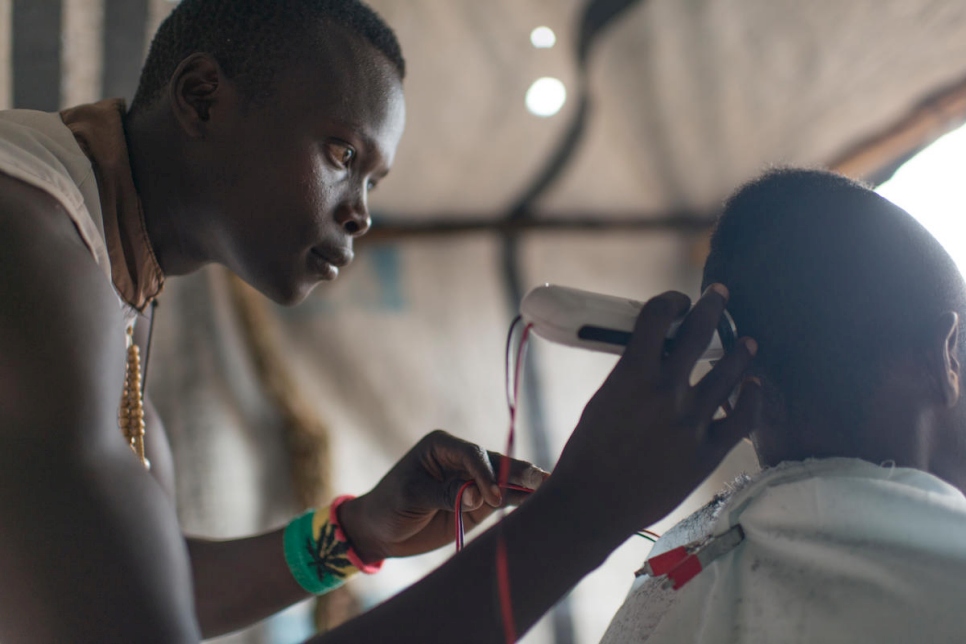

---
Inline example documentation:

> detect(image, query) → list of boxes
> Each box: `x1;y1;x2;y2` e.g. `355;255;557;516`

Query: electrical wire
140;299;158;397
457;316;663;641
504;315;524;410
453;480;534;550
496;319;532;644
450;317;532;643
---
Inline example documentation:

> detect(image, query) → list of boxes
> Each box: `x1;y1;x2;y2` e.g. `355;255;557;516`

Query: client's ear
929;312;960;408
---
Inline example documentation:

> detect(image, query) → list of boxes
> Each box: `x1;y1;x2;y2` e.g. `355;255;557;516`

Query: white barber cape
601;458;966;644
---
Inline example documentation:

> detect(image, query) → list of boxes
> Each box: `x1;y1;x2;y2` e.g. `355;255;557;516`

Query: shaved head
703;169;966;439
131;0;405;114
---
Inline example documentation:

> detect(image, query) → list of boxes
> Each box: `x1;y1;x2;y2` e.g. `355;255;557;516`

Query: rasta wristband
283;495;384;595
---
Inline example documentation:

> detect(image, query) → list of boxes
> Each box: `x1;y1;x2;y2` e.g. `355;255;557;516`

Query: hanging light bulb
530;26;557;49
525;77;567;117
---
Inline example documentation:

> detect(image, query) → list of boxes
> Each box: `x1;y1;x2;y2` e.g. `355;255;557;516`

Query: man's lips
309;246;353;279
311;246;353;267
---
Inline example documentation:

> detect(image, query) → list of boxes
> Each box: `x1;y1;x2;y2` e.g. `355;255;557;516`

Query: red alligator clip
635;524;745;590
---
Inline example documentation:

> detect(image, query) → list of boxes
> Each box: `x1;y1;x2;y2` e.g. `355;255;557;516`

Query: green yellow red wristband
283;495;384;595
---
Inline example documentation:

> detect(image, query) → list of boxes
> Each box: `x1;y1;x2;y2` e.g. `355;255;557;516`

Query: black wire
504;315;524;411
140;299;158;398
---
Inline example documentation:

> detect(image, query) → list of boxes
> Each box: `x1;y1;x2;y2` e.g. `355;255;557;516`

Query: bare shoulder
0;171;124;452
0;174;201;641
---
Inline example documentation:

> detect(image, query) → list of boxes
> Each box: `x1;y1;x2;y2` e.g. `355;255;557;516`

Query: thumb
457;481;486;511
440;479;489;512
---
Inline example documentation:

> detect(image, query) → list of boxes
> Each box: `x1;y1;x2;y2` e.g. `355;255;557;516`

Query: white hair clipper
520;284;737;361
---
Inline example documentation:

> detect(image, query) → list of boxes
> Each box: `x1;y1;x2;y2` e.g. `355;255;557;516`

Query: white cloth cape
601;458;966;644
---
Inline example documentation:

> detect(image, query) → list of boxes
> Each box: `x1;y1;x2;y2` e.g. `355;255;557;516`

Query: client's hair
703;168;966;429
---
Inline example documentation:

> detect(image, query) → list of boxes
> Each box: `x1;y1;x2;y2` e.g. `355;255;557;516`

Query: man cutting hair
0;1;761;641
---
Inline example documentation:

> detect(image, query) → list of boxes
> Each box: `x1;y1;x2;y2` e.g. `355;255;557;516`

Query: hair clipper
520;284;737;360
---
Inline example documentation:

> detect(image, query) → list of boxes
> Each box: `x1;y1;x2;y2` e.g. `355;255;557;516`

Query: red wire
452;320;533;643
453;320;659;642
454;481;535;550
496;534;515;643
496;321;531;643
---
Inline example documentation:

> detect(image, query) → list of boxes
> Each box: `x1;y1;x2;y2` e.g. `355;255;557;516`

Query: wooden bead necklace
119;325;150;469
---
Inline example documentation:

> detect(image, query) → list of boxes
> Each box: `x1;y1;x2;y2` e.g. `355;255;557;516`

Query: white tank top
0;108;135;325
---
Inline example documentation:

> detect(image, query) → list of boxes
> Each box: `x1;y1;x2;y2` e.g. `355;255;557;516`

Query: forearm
187;530;309;638
316;481;628;644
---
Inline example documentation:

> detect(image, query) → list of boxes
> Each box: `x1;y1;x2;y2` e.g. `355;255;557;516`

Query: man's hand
320;284;761;644
338;430;548;563
550;283;762;537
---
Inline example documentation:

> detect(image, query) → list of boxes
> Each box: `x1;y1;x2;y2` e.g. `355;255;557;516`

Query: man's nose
336;195;371;237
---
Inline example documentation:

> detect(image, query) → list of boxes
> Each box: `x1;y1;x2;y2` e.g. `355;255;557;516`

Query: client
602;168;966;643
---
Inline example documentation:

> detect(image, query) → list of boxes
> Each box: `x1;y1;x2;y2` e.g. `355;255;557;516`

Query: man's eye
366;179;377;192
328;142;355;168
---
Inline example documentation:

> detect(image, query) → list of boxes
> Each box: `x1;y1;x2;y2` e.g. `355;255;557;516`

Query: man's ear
929;311;961;408
167;53;227;139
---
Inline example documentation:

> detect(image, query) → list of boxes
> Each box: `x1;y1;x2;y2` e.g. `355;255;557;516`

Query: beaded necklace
119;326;148;468
118;302;157;470
59;99;163;471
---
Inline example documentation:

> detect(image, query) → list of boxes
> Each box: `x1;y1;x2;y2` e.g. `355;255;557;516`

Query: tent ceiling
366;0;966;220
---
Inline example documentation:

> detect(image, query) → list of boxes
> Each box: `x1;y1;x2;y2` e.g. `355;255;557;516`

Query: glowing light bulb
530;26;557;49
525;77;567;117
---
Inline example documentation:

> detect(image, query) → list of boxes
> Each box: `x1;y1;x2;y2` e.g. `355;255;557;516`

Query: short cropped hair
131;0;404;113
703;168;966;428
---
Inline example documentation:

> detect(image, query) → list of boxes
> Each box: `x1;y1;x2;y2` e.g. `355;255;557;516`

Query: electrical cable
453;481;535;550
450;317;532;643
456;316;662;642
140;299;158;398
504;315;524;409
495;319;532;643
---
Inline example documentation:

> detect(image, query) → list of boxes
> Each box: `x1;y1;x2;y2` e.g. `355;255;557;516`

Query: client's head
703;168;966;486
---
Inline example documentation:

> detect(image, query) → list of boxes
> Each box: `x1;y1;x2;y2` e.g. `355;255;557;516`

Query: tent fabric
371;0;966;218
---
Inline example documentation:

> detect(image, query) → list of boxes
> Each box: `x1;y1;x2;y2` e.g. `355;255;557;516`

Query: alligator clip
634;523;745;590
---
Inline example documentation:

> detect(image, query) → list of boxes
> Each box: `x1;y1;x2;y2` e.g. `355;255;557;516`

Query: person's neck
124;108;211;277
923;409;966;496
864;395;966;495
762;406;966;495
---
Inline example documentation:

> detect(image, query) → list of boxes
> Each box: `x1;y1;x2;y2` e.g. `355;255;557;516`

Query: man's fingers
459;483;484;511
617;291;691;380
421;430;500;508
487;451;549;494
454;443;503;507
454;456;544;512
663;284;729;384
707;376;763;454
423;431;546;510
691;337;757;422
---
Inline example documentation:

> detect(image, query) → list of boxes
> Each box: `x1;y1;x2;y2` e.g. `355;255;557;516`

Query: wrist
282;498;383;596
489;477;628;589
335;494;389;566
536;476;640;554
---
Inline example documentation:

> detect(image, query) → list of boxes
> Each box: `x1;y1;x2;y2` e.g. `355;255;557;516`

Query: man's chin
233;271;322;307
266;279;319;307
